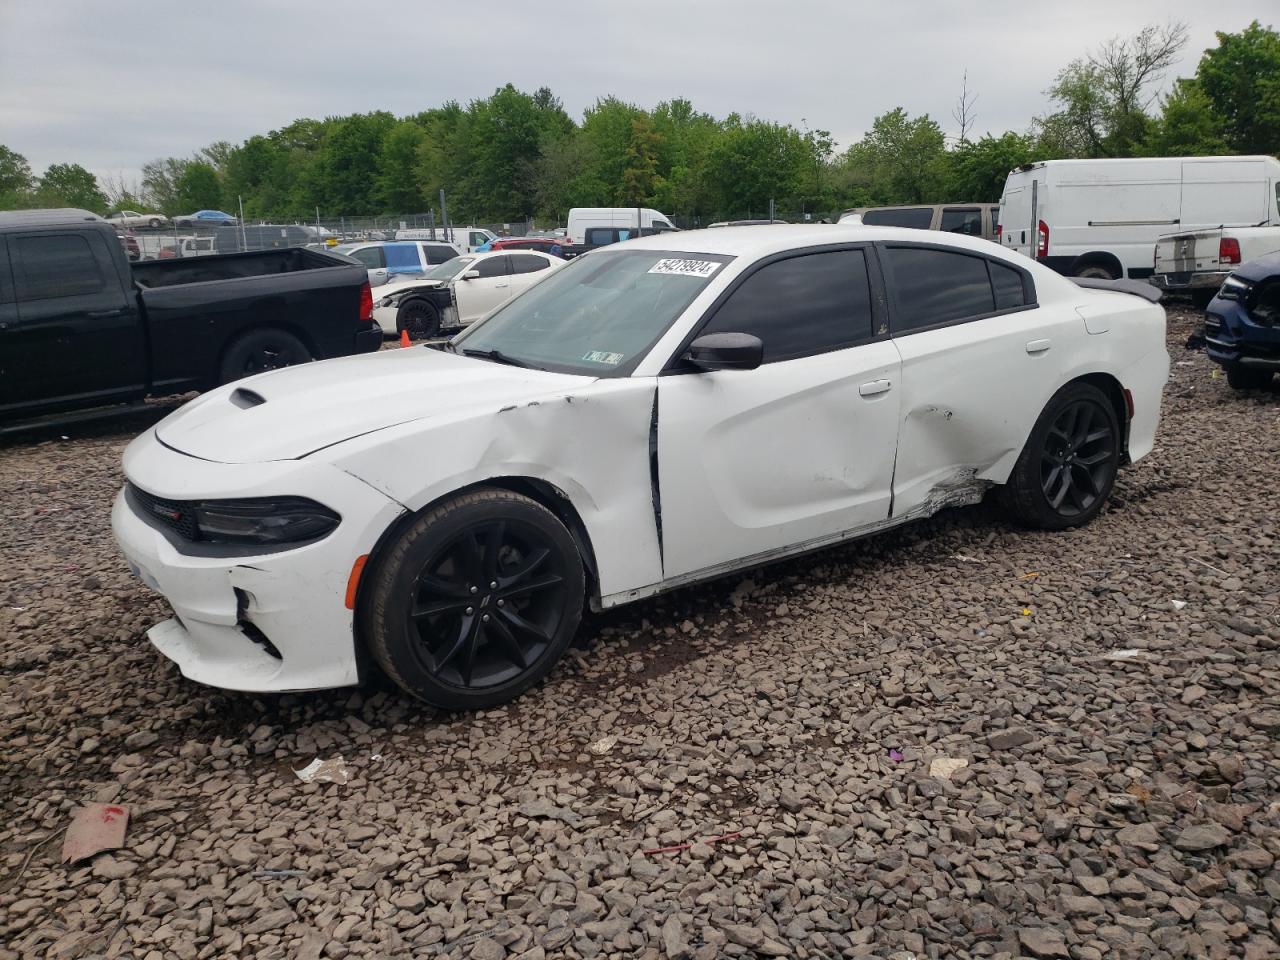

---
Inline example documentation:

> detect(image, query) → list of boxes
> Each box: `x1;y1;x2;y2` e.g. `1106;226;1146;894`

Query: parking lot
0;305;1277;959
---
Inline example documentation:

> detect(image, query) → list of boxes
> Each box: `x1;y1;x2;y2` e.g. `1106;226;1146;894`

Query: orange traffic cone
399;329;411;348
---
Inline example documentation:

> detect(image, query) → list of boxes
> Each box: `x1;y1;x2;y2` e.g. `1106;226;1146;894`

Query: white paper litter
1170;599;1187;610
587;735;618;756
1103;649;1146;660
294;756;352;784
929;757;969;780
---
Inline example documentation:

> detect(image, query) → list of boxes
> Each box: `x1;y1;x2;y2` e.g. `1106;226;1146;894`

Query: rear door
1;229;144;413
507;253;555;294
453;255;512;324
882;243;1077;516
350;246;390;286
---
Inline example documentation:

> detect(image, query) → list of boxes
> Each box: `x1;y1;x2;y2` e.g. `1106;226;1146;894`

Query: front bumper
1203;304;1280;369
1152;271;1228;292
111;432;405;692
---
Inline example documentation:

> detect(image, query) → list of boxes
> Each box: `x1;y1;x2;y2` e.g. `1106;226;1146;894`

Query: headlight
1217;276;1251;302
193;497;340;545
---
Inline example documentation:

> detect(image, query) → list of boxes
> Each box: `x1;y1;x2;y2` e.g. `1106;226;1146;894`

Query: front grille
127;483;198;540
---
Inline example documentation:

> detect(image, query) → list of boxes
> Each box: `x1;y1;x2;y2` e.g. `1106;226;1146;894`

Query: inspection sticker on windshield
648;258;721;278
582;350;624;365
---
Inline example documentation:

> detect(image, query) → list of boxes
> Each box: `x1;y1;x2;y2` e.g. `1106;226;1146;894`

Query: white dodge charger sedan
112;226;1169;710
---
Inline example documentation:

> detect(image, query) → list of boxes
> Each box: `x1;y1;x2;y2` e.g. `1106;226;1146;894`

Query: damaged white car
112;226;1169;710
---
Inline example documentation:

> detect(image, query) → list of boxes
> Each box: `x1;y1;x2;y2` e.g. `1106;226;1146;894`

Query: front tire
1003;382;1120;530
361;488;586;710
219;328;312;384
1226;365;1273;391
149;218;163;229
397;299;440;341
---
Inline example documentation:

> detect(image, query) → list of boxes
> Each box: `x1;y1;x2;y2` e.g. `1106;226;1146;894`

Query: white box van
396;227;497;253
566;208;677;246
998;156;1280;280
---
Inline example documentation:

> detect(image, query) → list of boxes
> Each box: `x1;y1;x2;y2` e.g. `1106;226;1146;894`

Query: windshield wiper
461;347;540;369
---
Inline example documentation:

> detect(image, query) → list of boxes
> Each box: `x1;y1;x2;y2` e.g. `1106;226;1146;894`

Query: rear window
586;228;621;245
510;254;550;274
385;245;423;270
863;207;934;229
885;247;995;331
13;234;108;300
990;261;1028;309
424;244;458;264
940;208;983;236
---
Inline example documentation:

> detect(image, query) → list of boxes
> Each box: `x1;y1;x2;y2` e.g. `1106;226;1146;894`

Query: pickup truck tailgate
1155;229;1223;276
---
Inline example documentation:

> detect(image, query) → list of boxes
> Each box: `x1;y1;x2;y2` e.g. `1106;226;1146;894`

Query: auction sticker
583;350;624;365
648;258;721;278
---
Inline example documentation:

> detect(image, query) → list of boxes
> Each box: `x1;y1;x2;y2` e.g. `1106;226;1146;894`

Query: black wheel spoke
497;546;550;589
1076;448;1113;467
433;614;477;675
1049;470;1072;509
412;595;472;618
481;520;506;579
1043;464;1063;496
502;572;562;598
486;613;528;671
499;606;552;643
419;574;471;600
460;621;483;686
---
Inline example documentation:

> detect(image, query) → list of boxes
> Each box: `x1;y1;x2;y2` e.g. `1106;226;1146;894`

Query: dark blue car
174;209;238;228
1203;251;1280;390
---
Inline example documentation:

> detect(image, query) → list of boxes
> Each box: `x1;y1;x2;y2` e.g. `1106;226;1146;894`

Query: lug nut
482;614;490;622
470;585;478;594
490;581;497;589
465;606;474;615
497;599;504;607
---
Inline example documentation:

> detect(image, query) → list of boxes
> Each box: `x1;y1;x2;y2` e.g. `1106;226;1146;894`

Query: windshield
421;256;474;281
454;249;732;375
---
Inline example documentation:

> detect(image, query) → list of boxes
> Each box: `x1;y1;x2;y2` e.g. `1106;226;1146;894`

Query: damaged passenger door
881;243;1075;517
656;246;901;582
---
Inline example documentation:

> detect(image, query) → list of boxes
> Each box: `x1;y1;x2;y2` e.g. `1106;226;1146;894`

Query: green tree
314;112;396;214
1038;21;1188;157
377;121;428;212
174;161;222;211
1143;79;1228;156
36;163;107;211
0;145;35;206
142;157;190;214
840;108;947;204
1196;21;1280;154
706;118;811;217
948;132;1037;201
620;117;664;206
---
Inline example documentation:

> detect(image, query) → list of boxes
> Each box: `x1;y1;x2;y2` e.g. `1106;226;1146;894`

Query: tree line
1;21;1276;226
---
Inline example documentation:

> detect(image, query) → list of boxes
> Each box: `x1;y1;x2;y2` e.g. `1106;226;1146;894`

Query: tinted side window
700;250;874;363
510;254;549;274
425;244;457;264
470;232;489;247
885;247;995;332
989;206;1000;230
940;207;983;236
0;240;12;303
474;256;509;278
990;261;1028;310
352;247;385;269
13;234;107;300
587;228;621;245
863;207;934;229
385;245;422;270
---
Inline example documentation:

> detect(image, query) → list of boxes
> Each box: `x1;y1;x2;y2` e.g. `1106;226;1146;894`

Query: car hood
1234;250;1280;283
375;278;448;297
155;347;594;464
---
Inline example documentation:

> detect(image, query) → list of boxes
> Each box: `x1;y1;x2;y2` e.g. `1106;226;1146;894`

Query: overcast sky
0;1;1268;188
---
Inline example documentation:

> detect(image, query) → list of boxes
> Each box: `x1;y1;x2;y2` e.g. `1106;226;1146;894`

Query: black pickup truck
0;209;380;431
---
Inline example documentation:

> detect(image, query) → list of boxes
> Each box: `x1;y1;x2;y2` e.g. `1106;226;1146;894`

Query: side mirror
683;332;763;371
461;270;480;280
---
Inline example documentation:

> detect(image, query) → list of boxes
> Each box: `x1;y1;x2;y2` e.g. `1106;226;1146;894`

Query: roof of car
0;208;105;228
613;223;1010;259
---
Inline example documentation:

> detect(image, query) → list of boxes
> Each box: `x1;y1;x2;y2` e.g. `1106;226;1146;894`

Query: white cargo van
998;156;1280;280
566;208;677;246
396;227;497;253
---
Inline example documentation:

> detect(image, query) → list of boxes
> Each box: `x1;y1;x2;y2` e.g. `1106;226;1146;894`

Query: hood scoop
230;387;266;409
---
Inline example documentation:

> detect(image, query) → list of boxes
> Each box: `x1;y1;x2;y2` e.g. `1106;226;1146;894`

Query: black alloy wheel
398;300;440;341
362;488;585;709
1003;381;1120;530
407;519;571;689
1039;399;1115;518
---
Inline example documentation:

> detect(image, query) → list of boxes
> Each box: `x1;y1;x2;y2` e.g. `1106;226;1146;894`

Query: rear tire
1003;382;1120;530
397;300;440;341
148;218;163;229
1226;365;1273;391
1073;263;1118;281
219;329;312;384
360;488;585;710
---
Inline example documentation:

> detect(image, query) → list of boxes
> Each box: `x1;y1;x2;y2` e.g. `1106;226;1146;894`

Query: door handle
495;282;509;288
859;379;893;397
87;309;127;318
1025;339;1052;354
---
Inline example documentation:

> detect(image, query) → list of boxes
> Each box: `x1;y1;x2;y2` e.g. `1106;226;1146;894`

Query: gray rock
1173;823;1231;851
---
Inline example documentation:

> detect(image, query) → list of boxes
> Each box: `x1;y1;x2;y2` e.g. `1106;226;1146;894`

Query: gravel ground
1;306;1277;960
